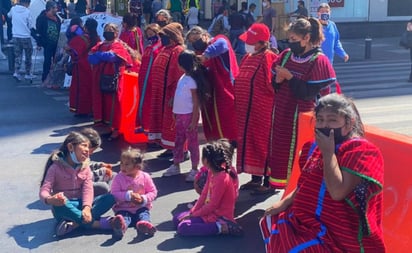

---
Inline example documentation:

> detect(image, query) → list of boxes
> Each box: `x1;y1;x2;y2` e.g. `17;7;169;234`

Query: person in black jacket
36;0;61;83
1;0;12;43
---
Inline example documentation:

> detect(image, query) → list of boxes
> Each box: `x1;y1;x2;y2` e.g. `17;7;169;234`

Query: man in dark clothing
1;0;12;43
36;1;61;82
229;4;246;56
289;0;308;18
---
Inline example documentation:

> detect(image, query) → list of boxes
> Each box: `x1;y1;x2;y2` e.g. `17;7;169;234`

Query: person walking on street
36;0;61;83
317;3;349;64
259;0;276;36
288;0;308;18
1;0;13;43
8;0;35;81
400;19;412;82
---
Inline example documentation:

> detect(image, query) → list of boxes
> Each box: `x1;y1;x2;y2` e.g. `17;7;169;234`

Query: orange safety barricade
283;112;315;197
119;71;148;144
283;112;412;252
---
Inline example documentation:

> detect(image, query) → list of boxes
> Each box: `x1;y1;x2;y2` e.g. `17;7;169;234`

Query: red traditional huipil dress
260;139;385;253
136;40;163;131
147;44;184;148
68;34;93;115
268;48;336;189
234;49;278;176
202;35;239;142
90;41;132;129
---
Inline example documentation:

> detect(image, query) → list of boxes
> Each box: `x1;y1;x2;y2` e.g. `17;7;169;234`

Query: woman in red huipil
88;23;133;141
260;94;385;253
234;23;278;195
268;18;337;189
186;26;238;142
119;12;144;56
136;23;163;132
147;22;185;150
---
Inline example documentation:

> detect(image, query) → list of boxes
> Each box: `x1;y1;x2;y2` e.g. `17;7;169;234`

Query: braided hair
201;139;236;179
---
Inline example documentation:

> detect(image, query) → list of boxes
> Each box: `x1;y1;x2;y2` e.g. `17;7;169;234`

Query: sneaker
56;220;78;237
136;220;157;237
111;215;127;240
162;164;181;177
24;74;36;80
13;73;22;81
169;151;190;162
185;169;198;182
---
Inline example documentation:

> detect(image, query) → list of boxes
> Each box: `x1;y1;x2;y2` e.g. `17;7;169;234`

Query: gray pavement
0;36;409;252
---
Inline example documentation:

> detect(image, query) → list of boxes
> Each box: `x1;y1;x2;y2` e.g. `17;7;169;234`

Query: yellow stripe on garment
268;177;288;187
213;89;224;138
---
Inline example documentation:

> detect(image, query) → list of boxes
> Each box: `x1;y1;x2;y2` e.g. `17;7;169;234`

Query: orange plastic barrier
119;71;148;144
283;112;412;252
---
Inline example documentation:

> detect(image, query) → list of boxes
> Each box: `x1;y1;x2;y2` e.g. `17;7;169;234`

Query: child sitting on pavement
110;148;158;239
80;127;115;196
173;139;242;236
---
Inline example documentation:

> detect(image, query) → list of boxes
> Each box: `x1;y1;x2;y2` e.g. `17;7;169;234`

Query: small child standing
173;139;243;236
163;50;209;182
110;148;158;239
8;0;35;81
39;131;116;237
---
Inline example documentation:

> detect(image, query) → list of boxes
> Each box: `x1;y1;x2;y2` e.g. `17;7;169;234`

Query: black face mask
316;127;349;144
192;38;208;52
103;31;115;41
147;35;159;45
157;20;167;27
160;34;170;46
289;41;305;55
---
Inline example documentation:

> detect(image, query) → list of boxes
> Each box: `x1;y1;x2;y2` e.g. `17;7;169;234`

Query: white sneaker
185;169;198;182
24;74;36;80
163;164;181;177
13;72;22;81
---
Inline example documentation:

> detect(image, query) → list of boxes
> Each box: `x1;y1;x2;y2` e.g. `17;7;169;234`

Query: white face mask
262;2;268;8
245;44;255;54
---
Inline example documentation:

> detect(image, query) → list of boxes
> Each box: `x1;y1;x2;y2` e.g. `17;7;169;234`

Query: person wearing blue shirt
317;3;349;64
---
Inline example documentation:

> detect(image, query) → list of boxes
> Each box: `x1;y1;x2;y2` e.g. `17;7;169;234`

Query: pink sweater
191;170;238;223
39;154;94;207
111;171;158;214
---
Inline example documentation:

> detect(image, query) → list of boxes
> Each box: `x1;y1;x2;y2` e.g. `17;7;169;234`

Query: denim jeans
115;207;152;229
52;193;115;228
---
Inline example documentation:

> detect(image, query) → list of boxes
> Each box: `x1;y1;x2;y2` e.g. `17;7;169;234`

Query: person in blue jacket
317;3;349;64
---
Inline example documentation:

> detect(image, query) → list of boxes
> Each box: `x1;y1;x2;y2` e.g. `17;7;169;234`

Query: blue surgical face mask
69;151;81;165
320;13;330;21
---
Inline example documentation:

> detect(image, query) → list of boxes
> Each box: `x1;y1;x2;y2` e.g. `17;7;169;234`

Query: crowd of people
33;0;387;252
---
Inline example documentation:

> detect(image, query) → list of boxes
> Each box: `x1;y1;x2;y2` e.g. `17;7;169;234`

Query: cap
239;23;270;45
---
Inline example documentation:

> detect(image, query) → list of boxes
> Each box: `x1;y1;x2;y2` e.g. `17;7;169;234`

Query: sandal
218;217;244;236
56;220;79;237
239;180;262;190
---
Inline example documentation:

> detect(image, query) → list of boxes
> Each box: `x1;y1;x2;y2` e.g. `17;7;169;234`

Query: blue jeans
116;207;151;229
52;193;115;228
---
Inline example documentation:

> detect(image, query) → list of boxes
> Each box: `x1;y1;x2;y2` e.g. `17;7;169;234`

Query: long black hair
84;18;99;50
40;132;89;186
177;50;210;106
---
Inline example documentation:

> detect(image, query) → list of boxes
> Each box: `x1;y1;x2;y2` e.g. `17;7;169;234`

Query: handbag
99;62;119;93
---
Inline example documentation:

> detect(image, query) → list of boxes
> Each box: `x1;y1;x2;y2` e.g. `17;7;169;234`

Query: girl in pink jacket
39;131;116;237
110;148;158;239
173;139;243;236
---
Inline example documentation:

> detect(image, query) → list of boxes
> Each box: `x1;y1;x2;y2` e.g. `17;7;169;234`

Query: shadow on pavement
7;218;56;249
